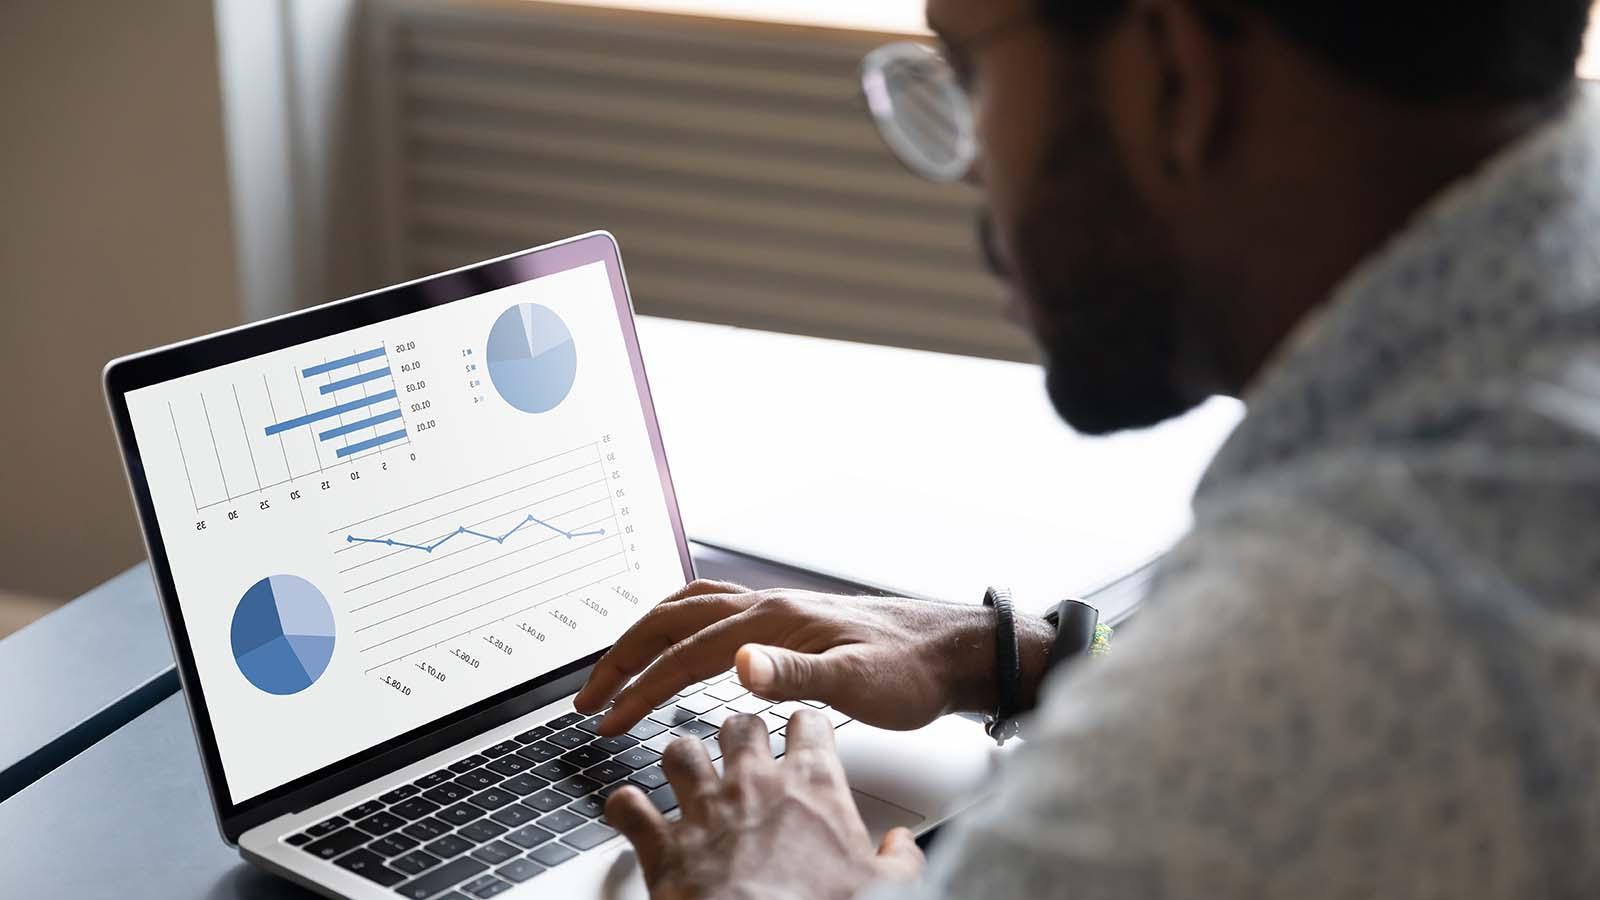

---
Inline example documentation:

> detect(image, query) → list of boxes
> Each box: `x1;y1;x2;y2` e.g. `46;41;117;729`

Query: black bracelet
983;586;1021;744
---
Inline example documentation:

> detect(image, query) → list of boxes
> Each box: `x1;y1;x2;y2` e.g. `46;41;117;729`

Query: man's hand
574;579;1055;736
606;711;924;900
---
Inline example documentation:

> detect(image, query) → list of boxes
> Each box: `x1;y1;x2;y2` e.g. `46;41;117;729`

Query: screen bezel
103;232;695;843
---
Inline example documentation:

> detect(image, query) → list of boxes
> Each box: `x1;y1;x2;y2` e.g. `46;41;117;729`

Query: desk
0;317;1232;895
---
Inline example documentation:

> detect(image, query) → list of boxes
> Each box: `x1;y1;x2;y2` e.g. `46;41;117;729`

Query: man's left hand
605;710;925;900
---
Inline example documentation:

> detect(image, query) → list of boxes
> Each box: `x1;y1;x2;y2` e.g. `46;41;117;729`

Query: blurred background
2;0;1598;636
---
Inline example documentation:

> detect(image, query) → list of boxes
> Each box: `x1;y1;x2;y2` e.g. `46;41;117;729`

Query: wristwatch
984;589;1101;745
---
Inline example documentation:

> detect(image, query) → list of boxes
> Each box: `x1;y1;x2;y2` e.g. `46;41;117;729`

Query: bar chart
162;340;423;513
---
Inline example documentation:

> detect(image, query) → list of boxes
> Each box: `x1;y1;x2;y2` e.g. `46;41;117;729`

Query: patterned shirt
876;87;1600;899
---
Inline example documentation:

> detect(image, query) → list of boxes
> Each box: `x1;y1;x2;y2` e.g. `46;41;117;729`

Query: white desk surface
634;317;1244;617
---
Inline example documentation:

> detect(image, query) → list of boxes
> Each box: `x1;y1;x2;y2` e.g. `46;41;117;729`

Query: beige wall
0;0;241;600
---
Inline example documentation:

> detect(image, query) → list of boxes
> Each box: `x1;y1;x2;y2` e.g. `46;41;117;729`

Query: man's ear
1134;0;1227;178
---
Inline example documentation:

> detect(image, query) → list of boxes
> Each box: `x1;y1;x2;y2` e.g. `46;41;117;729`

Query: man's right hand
572;579;1056;736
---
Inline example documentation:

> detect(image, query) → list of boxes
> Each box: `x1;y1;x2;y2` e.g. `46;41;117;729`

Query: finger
605;785;672;884
575;591;755;714
602;609;783;732
661;579;748;604
782;708;841;764
660;735;719;819
717;713;774;774
875;827;926;879
737;644;859;705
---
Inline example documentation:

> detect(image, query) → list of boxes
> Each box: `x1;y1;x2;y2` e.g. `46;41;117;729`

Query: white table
636;318;1244;619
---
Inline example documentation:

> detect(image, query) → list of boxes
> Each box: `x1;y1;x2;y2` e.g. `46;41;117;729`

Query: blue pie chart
231;575;336;695
486;303;577;414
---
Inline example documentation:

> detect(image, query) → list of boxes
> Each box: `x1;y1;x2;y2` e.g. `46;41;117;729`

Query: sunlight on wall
1583;8;1600;79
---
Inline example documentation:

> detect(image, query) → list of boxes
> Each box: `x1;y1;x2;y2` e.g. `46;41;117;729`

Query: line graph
345;512;607;554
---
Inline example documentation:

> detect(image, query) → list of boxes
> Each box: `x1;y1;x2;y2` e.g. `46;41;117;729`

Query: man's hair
1041;1;1594;102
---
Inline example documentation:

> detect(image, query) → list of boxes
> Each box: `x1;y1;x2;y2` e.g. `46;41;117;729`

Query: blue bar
336;429;408;458
319;409;403;442
264;390;398;437
319;367;392;395
302;347;386;378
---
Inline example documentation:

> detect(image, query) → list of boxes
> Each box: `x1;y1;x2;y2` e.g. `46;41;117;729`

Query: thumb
874;827;926;879
736;644;849;703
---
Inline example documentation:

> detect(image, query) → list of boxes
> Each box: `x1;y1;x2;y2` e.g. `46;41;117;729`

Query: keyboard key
628;765;669;790
504;824;557;849
701;736;724;761
551;774;602;797
770;731;787;757
424;834;475;859
800;698;828;708
616;747;661;770
413;769;453;789
459;819;508;844
576;715;608;734
485;756;532;777
592;734;639;754
394;856;488;899
450;755;491;774
369;832;421;857
768;701;808;719
699;706;740;728
562;822;619;851
305;828;370;860
561;745;609;769
423;783;472;805
528;842;578;867
758;711;786;733
704;680;749;702
706;670;738;684
454;769;502;791
584;761;631;785
470;840;519;865
546;728;592;750
467;788;517;811
529;758;581;781
626;719;668;741
520;789;570;813
677;692;724;715
648;706;698;727
567;794;607;819
495;857;546;883
305;816;347;838
462;874;513;898
514;741;563;765
822;707;852;727
671;719;718;740
726;695;772;715
345;800;385;820
642;732;678;754
381;784;421;804
392;798;443;821
596;781;633;801
489;803;538;828
535;809;586;833
390;849;444;876
335;848;406;886
514;725;552;744
437;802;487;826
482;741;521;758
402;817;452;841
286;833;312;847
547;712;585;730
496;773;548;796
648;785;678;814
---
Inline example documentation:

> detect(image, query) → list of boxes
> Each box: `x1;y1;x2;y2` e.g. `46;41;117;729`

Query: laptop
104;232;997;899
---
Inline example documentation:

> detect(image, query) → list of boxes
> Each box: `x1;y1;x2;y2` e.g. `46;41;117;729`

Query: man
577;0;1600;896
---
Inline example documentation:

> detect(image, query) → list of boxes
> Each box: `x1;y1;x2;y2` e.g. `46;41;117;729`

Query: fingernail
741;646;775;691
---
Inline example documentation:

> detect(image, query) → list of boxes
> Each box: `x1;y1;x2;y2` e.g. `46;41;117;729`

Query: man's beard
992;108;1208;435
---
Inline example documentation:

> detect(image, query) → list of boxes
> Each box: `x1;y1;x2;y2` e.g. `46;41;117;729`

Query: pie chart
486;303;577;414
231;575;336;695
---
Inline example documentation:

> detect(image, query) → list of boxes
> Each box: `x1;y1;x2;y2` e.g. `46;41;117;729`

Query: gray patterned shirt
876;87;1600;899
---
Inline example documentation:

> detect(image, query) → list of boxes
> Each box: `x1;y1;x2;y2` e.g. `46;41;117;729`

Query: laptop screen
122;248;687;804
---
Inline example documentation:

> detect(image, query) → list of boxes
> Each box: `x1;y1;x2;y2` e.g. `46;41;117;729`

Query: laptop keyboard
286;671;851;898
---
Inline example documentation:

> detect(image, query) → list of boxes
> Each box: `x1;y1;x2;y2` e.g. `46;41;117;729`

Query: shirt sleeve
863;499;1527;900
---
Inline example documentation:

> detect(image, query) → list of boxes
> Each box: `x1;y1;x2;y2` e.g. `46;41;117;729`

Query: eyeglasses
860;42;978;183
